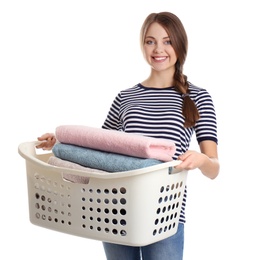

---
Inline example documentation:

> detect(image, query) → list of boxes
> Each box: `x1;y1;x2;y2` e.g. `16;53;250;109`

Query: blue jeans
102;223;184;260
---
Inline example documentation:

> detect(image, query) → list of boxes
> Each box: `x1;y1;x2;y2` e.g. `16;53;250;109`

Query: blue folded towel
52;143;162;172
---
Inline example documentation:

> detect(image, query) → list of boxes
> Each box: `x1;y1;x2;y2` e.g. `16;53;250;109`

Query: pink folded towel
48;156;107;184
55;125;176;162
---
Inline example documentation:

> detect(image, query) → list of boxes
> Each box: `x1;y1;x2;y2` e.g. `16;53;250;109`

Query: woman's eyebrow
145;36;155;39
145;36;170;39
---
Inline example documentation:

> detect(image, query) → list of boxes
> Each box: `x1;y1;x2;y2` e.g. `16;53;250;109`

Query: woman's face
143;22;177;73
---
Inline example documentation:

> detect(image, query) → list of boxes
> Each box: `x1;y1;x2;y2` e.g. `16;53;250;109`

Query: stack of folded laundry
47;125;176;183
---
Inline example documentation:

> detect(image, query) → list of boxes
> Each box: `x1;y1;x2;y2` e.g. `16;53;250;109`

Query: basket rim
18;141;184;180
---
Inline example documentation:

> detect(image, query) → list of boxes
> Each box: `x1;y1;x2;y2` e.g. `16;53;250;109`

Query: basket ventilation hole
34;192;72;226
152;181;184;237
80;187;128;237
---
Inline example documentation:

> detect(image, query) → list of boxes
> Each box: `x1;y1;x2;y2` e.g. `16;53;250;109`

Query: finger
38;133;54;140
177;154;184;161
36;142;47;148
174;160;183;169
37;135;49;141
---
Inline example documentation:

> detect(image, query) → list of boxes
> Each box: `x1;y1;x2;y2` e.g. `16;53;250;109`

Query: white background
1;0;252;259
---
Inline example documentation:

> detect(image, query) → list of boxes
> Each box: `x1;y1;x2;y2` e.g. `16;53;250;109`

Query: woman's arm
176;140;220;179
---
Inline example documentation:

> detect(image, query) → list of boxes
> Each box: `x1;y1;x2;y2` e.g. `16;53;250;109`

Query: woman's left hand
175;150;207;171
175;141;219;179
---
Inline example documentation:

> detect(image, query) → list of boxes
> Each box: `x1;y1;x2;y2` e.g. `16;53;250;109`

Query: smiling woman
36;11;219;260
102;12;219;260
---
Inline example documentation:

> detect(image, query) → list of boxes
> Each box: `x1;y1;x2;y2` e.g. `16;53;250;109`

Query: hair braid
174;61;200;128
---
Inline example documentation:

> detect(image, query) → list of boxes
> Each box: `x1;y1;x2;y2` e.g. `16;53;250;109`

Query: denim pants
102;223;184;260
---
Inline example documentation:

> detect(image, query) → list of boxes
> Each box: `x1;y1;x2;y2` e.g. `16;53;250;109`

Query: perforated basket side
19;141;187;246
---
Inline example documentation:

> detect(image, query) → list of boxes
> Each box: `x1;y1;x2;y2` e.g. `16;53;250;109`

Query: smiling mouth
153;56;167;61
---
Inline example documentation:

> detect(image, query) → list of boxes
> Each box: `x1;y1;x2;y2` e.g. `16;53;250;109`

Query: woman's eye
165;40;172;45
146;40;155;45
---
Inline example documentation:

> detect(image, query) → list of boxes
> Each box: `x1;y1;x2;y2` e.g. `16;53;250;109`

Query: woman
37;12;219;260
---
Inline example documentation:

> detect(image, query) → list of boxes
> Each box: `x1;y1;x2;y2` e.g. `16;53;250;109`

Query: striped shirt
102;82;218;223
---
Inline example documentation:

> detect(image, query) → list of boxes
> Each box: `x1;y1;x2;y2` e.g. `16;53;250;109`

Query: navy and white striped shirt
102;82;218;223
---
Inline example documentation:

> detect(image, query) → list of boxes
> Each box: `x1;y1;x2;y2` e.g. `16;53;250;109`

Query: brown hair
140;12;200;127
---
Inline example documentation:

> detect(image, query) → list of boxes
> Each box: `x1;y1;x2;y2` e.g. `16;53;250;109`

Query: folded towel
47;156;108;184
55;125;176;162
52;143;163;172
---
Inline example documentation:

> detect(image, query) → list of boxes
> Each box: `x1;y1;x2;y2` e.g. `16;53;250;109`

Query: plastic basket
18;141;187;246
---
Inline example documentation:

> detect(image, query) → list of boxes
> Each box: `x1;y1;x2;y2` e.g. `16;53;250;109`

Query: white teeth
154;57;166;60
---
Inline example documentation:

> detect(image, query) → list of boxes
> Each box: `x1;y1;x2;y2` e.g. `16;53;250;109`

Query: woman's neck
141;71;174;89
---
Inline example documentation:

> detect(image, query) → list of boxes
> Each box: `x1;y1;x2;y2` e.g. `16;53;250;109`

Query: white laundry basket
18;141;187;246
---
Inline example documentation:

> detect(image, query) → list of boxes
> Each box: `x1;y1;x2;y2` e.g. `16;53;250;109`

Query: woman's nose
154;43;164;53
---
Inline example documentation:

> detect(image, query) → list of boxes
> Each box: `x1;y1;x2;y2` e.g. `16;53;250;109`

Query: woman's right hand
36;133;56;150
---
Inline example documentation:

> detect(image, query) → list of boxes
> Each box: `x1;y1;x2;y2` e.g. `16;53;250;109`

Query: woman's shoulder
188;82;205;92
117;84;142;95
188;82;211;96
188;82;215;106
